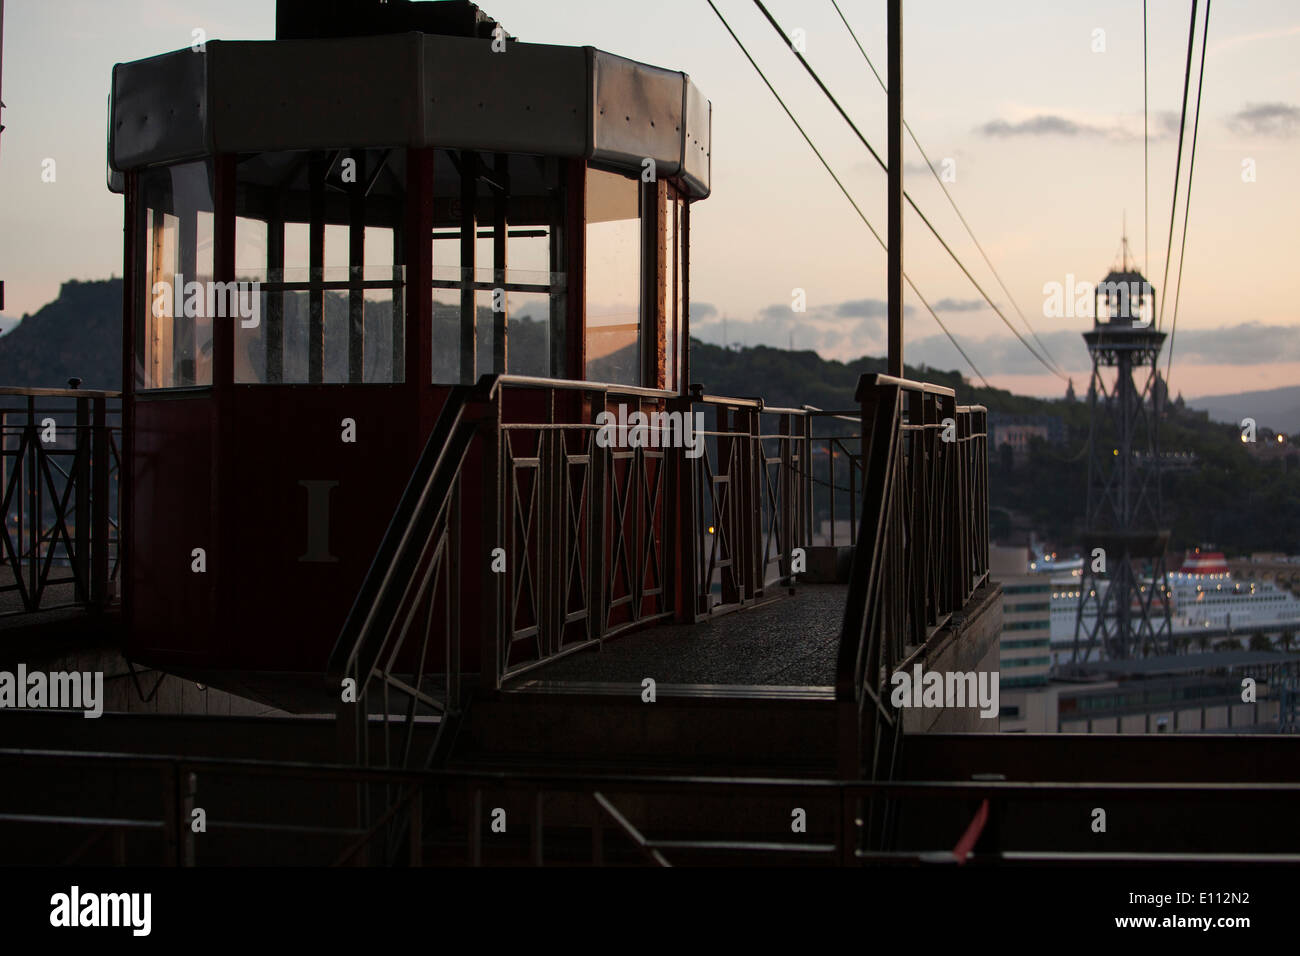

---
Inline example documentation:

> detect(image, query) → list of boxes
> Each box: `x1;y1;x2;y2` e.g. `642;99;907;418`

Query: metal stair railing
328;380;487;776
835;373;989;859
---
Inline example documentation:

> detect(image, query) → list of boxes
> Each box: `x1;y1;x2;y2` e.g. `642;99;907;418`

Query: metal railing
835;373;989;849
0;388;122;616
4;747;1299;866
688;392;862;619
329;375;870;773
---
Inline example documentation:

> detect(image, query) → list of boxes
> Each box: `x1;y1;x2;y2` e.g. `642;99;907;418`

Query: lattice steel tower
1072;240;1173;661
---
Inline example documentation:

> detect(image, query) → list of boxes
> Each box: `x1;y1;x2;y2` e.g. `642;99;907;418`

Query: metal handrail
0;391;122;615
833;372;991;855
4;747;1299;866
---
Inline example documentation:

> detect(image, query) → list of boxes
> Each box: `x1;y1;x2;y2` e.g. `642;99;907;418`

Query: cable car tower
1072;236;1173;662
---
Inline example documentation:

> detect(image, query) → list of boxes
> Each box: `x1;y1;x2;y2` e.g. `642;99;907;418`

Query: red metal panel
223;386;416;670
126;394;216;663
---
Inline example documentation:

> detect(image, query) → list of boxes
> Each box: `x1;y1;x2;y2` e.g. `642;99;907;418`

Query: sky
0;0;1297;399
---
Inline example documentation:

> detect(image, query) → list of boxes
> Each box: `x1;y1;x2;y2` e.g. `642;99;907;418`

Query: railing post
92;397;110;611
448;478;463;714
539;423;556;658
799;412;812;550
26;396;38;607
747;408;761;599
480;412;502;689
685;387;705;621
74;396;90;605
587;390;608;641
721;405;741;607
779;413;794;592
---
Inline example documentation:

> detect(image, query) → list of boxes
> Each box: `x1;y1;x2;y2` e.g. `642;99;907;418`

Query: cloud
835;298;888;318
904;323;1300;376
690;302;718;320
979;115;1088;137
691;298;906;354
977;111;1181;142
692;317;1300;377
932;298;985;313
1226;102;1300;138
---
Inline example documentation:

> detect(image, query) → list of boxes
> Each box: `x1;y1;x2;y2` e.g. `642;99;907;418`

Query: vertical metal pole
887;0;904;378
460;151;479;384
75;397;90;605
348;150;366;384
391;203;405;383
780;414;793;590
27;396;37;605
448;478;462;713
480;413;502;688
680;202;691;391
493;152;509;374
309;154;326;384
267;196;285;384
588;390;608;640
92;398;109;610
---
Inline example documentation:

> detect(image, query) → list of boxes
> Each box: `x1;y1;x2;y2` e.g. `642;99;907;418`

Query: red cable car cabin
107;10;710;687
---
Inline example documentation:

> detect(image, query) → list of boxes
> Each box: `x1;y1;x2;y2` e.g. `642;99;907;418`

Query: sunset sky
1;0;1297;398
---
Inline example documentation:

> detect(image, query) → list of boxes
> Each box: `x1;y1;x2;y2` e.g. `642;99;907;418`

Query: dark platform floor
513;584;848;688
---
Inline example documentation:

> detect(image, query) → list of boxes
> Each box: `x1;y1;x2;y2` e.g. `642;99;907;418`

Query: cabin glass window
430;150;567;384
662;186;686;393
137;161;215;390
232;149;407;384
584;167;643;386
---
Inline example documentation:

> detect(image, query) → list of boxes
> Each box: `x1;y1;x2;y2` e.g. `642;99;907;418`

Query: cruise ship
1048;550;1300;648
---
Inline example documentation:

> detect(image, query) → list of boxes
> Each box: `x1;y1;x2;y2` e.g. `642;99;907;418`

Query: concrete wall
901;582;1003;734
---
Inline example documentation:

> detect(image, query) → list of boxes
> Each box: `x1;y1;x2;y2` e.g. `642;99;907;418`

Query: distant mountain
0;279;123;390
2;280;1296;555
1186;386;1300;434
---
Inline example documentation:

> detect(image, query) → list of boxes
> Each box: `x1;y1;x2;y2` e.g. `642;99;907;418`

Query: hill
1;283;1295;555
0;279;123;390
1186;385;1300;434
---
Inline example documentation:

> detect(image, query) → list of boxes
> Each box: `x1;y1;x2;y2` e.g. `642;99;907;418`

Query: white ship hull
1044;552;1300;658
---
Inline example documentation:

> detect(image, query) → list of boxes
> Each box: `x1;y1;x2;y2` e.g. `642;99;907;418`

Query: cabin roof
108;33;711;198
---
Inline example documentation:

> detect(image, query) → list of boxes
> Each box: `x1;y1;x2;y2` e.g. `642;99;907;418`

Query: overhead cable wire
703;0;990;387
1165;0;1211;392
827;0;1067;378
1157;0;1200;331
1144;0;1150;276
749;0;1065;380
